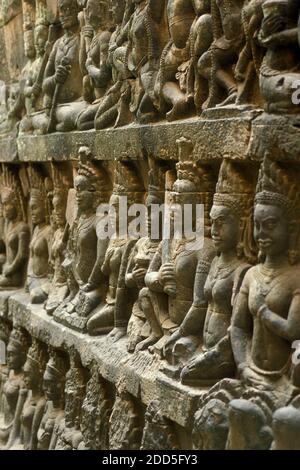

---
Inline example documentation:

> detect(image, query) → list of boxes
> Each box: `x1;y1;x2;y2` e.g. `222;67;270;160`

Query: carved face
30;195;46;225
34;25;48;56
24;31;35;60
52;193;66;229
254;204;289;259
2;192;17;221
109;194;120;227
75;175;95;214
58;0;79;30
23;359;38;390
210;205;240;253
7;342;24;371
43;369;64;402
86;0;106;29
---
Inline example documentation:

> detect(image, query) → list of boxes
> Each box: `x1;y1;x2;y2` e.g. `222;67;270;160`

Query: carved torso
29;224;52;278
167;0;195;48
72;215;97;286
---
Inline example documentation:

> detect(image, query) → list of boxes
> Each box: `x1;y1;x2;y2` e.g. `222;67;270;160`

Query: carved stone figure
53;147;111;330
6;338;47;450
138;138;215;359
76;0;112;130
198;0;244;109
55;349;87;450
45;163;72;315
31;0;85;134
193;398;229;450
258;0;300;114
87;160;144;341
181;160;257;386
37;348;68;450
231;158;300;409
26;166;52;304
0;328;29;447
94;0;134;130
77;363;113;450
126;159;169;352
109;378;142;450
124;0;168;124
0;166;30;289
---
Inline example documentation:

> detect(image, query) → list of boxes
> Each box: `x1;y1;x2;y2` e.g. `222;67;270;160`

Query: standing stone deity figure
94;0;135;130
198;0;245;109
26;166;53;304
181;160;257;386
76;0;112;130
45;163;72;315
37;348;68;450
124;0;168;124
136;138;216;358
31;0;85;134
0;328;29;447
53;147;111;328
231;158;300;409
54;349;87;450
6;338;47;450
0;319;12;418
258;0;300;114
87;161;145;341
0;166;30;289
186;0;213;114
126;159;169;352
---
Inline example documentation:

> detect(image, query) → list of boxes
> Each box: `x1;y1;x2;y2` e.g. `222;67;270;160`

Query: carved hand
132;267;147;285
159;263;176;286
55;64;71;85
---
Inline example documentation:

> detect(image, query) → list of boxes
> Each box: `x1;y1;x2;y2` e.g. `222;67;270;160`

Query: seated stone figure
28;0;85;134
0;166;30;289
76;0;112;130
198;0;245;109
6;338;47;450
94;0;135;130
258;0;300;114
37;348;68;450
45;163;72;315
136;138;216;358
26;166;53;304
54;349;87;450
231;158;300;409
0;328;29;447
53;147;111;330
181;160;258;386
87;161;145;341
126;159;169;352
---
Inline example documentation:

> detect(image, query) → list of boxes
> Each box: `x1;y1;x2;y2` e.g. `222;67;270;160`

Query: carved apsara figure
0;166;30;289
0;328;29;447
138;138;215;359
87;161;144;341
37;348;68;450
26;165;53;304
181;160;257;385
231;158;300;408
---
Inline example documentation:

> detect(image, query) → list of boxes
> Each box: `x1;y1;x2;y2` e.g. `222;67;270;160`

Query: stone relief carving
1;0;300;452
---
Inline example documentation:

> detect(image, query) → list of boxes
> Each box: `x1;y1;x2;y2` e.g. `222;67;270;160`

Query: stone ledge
5;291;206;429
0;115;258;163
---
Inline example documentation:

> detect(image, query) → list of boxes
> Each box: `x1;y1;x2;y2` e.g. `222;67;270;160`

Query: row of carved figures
1;0;300;136
0;323;300;450
0;140;300;446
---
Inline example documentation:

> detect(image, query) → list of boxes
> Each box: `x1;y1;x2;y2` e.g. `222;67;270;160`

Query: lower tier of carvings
1;290;300;451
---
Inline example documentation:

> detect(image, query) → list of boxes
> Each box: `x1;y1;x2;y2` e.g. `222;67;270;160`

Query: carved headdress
0;165;27;221
76;146;112;202
27;164;53;223
65;347;87;428
113;160;145;204
8;327;30;356
27;337;48;374
255;158;300;264
46;347;68;380
148;157;169;203
213;159;258;262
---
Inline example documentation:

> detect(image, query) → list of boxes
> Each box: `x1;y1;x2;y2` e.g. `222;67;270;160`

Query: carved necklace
209;258;240;286
255;264;287;297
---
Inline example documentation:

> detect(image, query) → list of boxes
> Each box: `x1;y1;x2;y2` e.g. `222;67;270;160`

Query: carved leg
135;288;164;352
86;303;114;336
